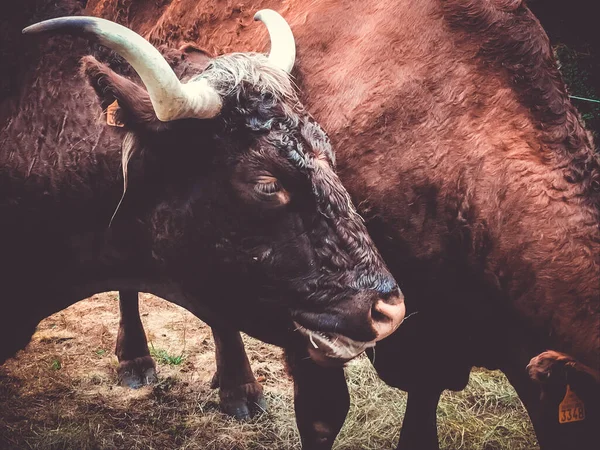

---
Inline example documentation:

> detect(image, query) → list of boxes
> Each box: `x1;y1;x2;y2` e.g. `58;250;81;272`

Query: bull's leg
505;354;598;450
210;326;267;420
0;316;37;365
115;290;157;388
286;350;349;450
524;350;599;450
504;361;560;449
396;388;442;450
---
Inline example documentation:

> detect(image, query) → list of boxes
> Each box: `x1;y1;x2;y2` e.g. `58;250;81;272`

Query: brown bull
87;0;600;448
0;0;407;420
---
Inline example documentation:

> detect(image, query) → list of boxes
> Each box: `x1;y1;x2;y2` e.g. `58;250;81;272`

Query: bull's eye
254;175;290;206
255;176;281;195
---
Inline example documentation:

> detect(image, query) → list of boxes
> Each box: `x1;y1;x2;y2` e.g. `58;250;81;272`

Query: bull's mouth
294;322;375;366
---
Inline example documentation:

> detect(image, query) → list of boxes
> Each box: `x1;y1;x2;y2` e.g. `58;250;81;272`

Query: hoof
218;381;268;420
117;356;158;389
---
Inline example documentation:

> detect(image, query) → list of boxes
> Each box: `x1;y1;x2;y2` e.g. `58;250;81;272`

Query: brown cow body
87;0;600;448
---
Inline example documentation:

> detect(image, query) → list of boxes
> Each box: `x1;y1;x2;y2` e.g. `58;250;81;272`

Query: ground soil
0;293;536;450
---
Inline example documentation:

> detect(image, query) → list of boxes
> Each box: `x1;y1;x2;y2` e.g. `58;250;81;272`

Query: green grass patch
149;344;186;366
50;358;62;371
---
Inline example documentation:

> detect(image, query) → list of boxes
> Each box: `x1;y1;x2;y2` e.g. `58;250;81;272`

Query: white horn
254;9;296;73
23;17;222;121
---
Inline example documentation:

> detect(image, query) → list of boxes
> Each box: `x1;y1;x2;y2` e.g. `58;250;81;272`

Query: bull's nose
371;292;405;340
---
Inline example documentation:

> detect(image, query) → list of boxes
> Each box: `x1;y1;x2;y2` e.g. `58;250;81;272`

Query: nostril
372;300;399;323
371;302;390;324
370;297;406;340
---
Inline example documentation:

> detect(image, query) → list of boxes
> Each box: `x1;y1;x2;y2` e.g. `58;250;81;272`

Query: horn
23;17;222;121
254;10;296;73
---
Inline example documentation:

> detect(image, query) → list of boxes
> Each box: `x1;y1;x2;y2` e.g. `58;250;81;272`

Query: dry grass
0;293;537;449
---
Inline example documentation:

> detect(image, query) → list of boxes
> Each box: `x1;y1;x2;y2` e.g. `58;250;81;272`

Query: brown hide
87;0;600;383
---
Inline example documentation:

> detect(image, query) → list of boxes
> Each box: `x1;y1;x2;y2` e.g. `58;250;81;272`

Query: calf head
23;11;405;365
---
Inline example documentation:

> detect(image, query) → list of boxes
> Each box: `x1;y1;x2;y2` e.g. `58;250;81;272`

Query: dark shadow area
529;0;600;142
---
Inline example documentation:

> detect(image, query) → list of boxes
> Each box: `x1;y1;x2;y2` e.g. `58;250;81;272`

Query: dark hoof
117;356;158;388
219;382;268;420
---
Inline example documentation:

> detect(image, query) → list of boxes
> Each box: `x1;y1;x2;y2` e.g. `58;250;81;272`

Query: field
0;293;537;450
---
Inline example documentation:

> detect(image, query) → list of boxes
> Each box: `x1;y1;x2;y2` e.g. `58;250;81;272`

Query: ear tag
106;100;124;127
558;384;585;424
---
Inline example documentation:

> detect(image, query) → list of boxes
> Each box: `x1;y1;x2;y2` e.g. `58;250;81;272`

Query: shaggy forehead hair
186;52;360;222
192;53;300;111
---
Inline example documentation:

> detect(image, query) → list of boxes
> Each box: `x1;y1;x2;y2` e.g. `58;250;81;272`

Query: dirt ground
0;293;537;449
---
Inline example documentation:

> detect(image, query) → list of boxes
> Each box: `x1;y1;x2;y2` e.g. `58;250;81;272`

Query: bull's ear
81;55;169;132
179;44;213;71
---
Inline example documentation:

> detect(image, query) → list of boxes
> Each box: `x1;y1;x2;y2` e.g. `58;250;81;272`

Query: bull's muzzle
294;289;406;366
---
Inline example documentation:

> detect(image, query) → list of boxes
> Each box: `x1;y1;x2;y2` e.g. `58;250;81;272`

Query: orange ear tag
106;100;124;127
558;384;585;424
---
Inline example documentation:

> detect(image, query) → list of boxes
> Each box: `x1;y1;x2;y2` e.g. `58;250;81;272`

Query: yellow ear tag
106;100;124;127
558;384;585;424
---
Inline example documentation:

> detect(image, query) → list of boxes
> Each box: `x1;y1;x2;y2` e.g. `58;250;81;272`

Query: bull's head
23;11;405;365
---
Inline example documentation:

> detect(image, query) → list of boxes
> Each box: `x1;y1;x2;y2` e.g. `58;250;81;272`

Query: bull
86;0;600;448
0;0;407;421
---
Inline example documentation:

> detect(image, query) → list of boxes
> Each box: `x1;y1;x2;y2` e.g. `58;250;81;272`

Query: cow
0;0;408;423
86;0;600;449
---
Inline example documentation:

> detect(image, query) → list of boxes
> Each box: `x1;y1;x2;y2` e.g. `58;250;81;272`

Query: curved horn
23;17;222;121
254;10;296;73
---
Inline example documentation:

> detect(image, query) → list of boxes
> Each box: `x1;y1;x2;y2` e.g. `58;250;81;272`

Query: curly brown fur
441;0;600;214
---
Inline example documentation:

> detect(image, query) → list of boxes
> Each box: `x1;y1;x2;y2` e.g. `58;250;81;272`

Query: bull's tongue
308;330;374;358
306;339;372;367
293;321;375;363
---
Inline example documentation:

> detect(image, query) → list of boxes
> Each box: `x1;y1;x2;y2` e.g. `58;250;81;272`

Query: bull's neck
0;30;146;230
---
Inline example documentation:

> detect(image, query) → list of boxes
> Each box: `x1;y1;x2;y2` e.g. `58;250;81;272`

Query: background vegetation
530;0;600;140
